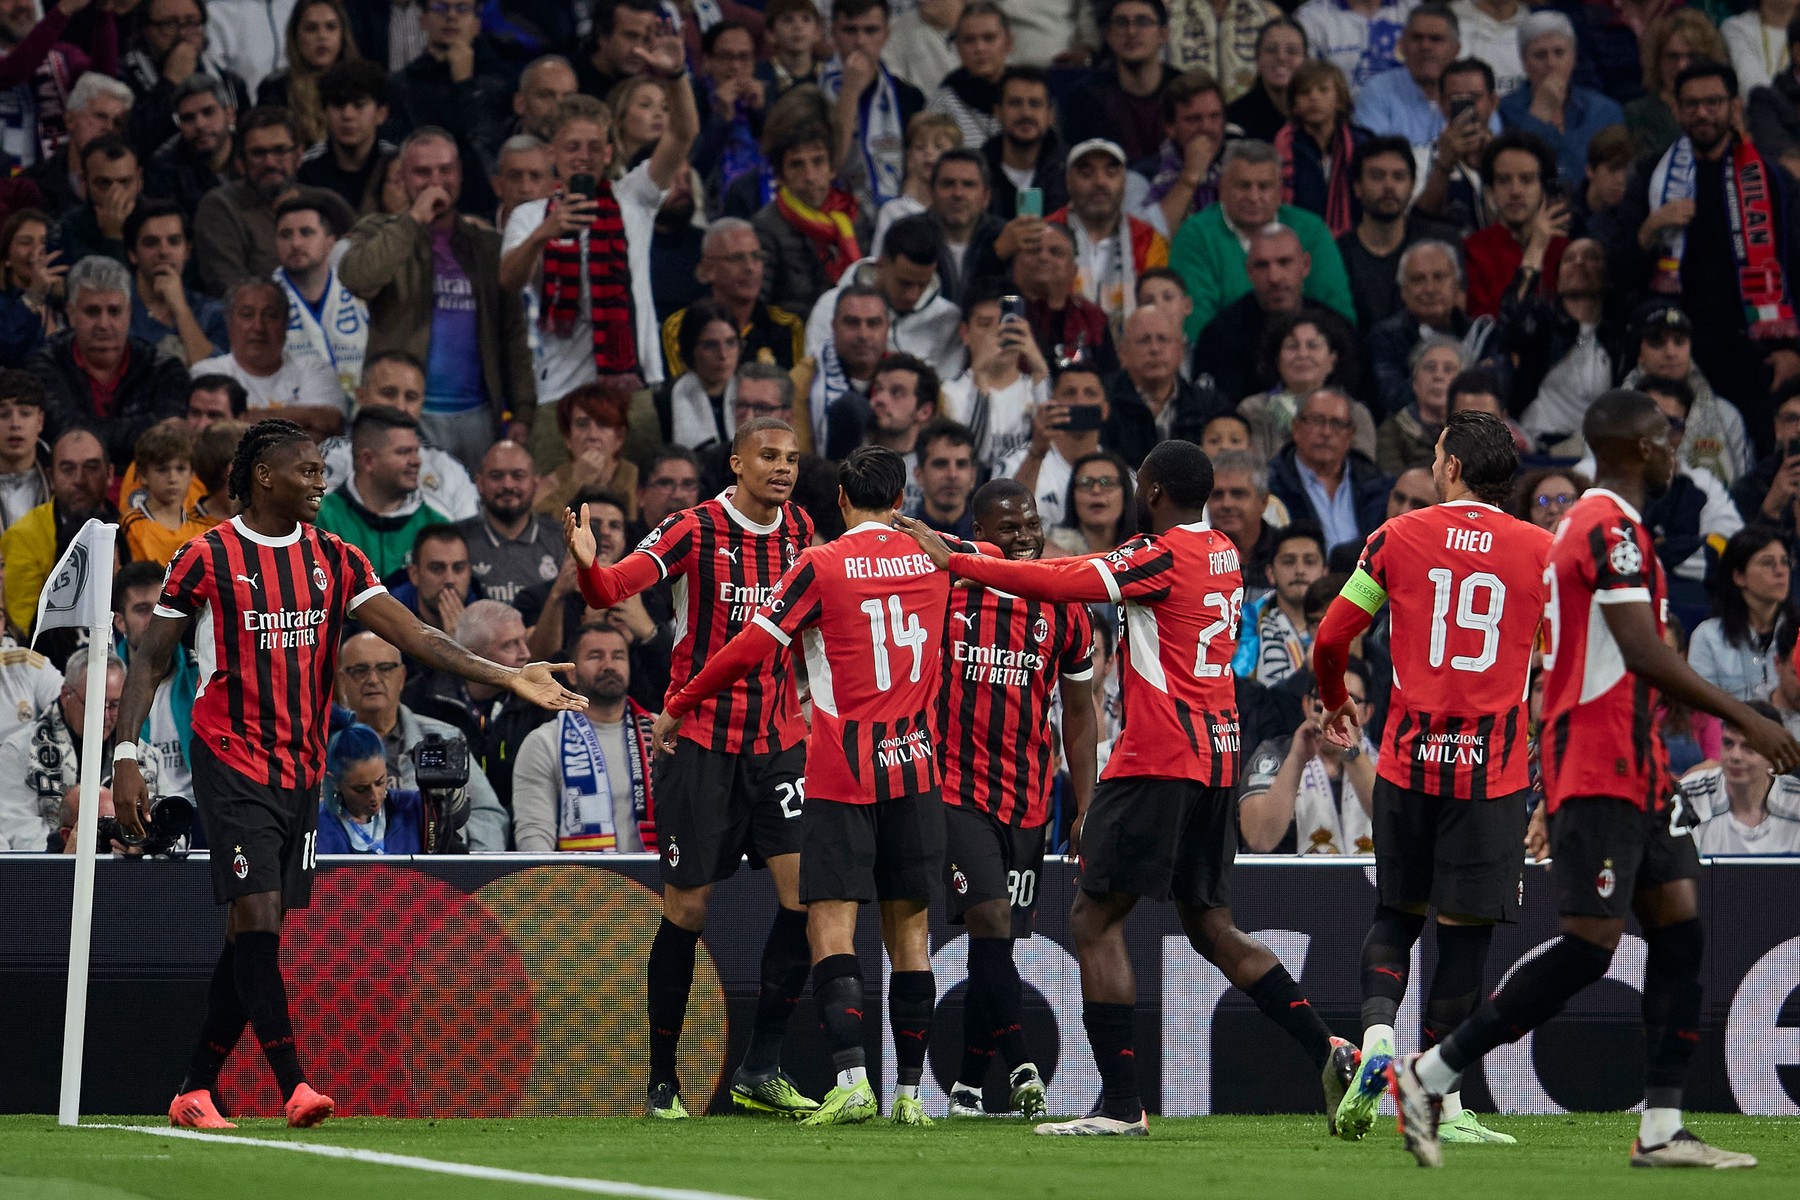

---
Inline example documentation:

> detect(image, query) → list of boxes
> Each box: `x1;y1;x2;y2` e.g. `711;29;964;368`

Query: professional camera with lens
94;794;195;858
409;733;471;853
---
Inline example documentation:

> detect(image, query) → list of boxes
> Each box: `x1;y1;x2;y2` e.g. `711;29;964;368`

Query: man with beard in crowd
457;440;565;607
145;74;239;220
193;108;352;298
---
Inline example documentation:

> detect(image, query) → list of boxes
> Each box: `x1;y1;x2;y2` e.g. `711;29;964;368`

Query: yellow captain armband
1339;567;1387;616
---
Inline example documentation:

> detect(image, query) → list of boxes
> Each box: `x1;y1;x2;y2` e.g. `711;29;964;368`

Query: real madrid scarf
556;707;654;851
820;55;905;207
1295;746;1375;854
1649;134;1798;339
539;184;639;375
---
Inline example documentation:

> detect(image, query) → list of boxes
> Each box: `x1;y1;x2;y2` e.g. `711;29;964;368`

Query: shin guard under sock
647;918;700;1088
1082;1000;1140;1120
888;970;936;1088
1439;933;1612;1074
233;930;304;1101
1424;922;1494;1047
181;940;247;1096
742;907;810;1073
1360;907;1425;1031
812;954;868;1074
1642;918;1704;1110
1246;963;1333;1070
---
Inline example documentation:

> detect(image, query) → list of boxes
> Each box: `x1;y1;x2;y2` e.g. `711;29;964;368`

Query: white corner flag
39;518;120;1127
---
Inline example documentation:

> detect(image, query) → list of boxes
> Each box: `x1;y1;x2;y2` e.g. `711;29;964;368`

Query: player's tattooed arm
112;611;190;839
355;593;588;713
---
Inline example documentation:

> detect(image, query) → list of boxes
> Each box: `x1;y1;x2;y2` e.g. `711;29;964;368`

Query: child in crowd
120;420;213;566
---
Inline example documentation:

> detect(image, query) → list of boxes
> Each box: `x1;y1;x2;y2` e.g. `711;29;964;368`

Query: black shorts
1078;776;1235;908
800;792;944;905
192;739;319;909
944;804;1048;937
1550;794;1701;919
1373;778;1530;922
652;740;804;886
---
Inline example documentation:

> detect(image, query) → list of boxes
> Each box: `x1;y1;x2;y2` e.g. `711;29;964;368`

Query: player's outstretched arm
1601;600;1800;772
564;504;663;609
355;593;587;713
111;611;190;841
651;620;783;752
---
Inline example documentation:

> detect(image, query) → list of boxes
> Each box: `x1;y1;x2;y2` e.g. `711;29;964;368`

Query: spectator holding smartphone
938;282;1050;472
1735;380;1800;532
1000;360;1113;529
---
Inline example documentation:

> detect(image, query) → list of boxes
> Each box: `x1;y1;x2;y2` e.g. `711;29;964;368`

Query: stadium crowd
0;0;1799;859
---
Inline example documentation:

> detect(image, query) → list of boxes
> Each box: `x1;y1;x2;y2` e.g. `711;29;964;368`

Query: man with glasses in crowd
663;218;807;377
194;109;351;298
1267;387;1393;554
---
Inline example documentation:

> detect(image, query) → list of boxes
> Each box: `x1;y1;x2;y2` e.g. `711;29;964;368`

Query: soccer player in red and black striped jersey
654;446;978;1128
1391;391;1800;1170
937;479;1097;1121
564;416;819;1120
111;421;585;1133
899;436;1356;1137
1311;411;1551;1145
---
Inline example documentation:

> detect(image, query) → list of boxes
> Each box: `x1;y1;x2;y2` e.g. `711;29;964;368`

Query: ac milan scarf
777;183;862;284
1277;120;1354;237
1649;134;1799;339
539;183;639;375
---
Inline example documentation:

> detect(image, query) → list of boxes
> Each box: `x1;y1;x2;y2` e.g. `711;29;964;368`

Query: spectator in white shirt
939;282;1050;472
189;277;347;440
1001;361;1108;529
1682;702;1800;855
499;38;699;413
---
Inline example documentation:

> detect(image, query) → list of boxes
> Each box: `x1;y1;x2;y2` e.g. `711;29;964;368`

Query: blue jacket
315;788;425;855
1498;85;1625;192
1265;443;1391;551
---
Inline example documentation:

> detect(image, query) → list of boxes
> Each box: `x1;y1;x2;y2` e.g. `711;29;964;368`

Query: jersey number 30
1427;568;1506;672
861;595;928;691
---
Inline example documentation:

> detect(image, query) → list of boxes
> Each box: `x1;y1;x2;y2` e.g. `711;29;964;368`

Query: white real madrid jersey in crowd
275;266;369;404
1680;765;1800;855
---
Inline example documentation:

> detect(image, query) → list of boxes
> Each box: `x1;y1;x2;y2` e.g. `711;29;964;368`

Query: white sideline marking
86;1124;765;1200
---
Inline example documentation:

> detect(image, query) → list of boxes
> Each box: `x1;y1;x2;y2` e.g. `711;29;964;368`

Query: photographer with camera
0;647;162;853
334;632;508;851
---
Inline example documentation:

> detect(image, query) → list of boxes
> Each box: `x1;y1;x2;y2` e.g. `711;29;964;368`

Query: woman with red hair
534;382;641;519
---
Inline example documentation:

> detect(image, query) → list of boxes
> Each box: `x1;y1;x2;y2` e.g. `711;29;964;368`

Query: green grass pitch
4;1113;1800;1200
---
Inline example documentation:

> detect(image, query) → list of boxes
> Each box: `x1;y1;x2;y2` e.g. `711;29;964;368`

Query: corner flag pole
37;519;120;1127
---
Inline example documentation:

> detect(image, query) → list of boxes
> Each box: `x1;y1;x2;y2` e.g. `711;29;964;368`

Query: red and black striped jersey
611;492;813;754
1540;488;1673;813
1356;502;1553;799
155;515;385;790
938;585;1094;828
753;521;973;805
947;522;1244;786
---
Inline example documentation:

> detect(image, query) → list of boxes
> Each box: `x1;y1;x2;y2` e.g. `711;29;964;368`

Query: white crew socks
837;1066;868;1089
1361;1023;1395;1060
895;1084;919;1101
1440;1090;1464;1121
1640;1106;1683;1146
1414;1045;1459;1094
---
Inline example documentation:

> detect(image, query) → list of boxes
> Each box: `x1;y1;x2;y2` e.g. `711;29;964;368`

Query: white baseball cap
1066;138;1127;167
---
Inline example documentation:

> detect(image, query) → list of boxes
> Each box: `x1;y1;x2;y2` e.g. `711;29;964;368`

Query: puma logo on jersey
952;611;977;627
235;573;260;588
716;546;740;563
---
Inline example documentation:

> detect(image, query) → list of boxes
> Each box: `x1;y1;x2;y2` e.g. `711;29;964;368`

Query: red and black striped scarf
1276;120;1355;237
539;182;638;375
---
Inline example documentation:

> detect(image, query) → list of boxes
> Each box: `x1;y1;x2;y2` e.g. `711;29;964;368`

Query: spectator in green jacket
1168;138;1355;340
314;406;447;581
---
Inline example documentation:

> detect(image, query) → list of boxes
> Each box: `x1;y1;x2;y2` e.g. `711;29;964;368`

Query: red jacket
1463;223;1566;320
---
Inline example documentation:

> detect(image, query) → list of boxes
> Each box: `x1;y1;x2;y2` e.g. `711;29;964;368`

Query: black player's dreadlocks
227;419;312;503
